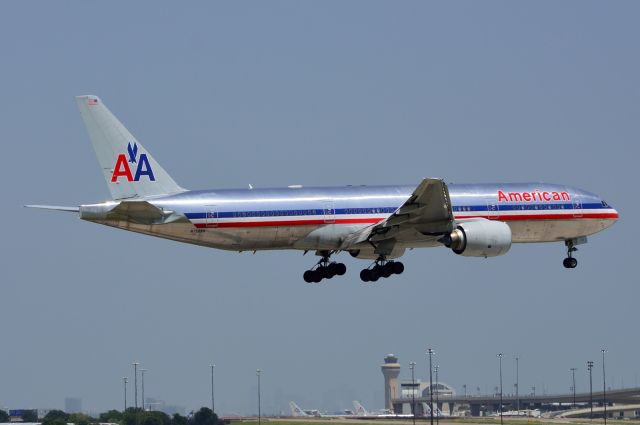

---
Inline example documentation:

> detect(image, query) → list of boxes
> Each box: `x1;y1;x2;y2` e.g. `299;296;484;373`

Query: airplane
352;400;414;418
495;409;542;418
289;401;320;417
27;95;619;283
290;401;353;418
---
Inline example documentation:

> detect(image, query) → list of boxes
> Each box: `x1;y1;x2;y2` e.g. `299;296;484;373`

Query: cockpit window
602;200;609;207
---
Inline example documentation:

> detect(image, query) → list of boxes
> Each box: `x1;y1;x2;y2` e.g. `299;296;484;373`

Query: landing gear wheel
360;269;371;282
563;240;580;269
311;270;323;283
369;268;380;282
324;265;336;279
381;263;393;278
360;257;405;282
303;252;347;283
392;261;405;275
303;270;314;283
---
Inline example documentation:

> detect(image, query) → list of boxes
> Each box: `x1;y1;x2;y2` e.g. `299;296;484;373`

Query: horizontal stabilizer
109;201;167;222
25;205;79;212
79;200;189;225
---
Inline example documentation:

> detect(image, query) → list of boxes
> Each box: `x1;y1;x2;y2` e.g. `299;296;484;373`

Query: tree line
0;407;223;425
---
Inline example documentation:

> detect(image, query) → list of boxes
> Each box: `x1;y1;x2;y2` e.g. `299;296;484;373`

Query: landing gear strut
303;252;347;283
360;257;404;282
563;240;578;269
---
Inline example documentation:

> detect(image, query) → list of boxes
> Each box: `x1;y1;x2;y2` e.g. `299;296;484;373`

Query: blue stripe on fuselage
184;202;608;219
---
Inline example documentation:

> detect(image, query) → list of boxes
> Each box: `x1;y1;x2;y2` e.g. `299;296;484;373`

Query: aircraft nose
601;199;619;222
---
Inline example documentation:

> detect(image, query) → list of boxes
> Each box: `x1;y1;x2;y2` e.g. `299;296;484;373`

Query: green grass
236;419;640;425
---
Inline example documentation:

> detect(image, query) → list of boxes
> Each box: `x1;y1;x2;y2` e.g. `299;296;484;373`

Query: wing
341;178;454;254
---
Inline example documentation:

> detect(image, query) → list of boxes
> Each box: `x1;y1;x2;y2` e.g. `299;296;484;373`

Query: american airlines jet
28;96;619;283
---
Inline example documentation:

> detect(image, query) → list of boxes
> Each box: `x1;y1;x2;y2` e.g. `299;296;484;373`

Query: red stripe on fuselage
454;212;619;221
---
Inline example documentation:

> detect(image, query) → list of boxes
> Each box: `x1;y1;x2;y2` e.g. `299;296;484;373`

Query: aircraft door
486;201;499;220
323;200;335;224
205;206;218;228
572;193;583;218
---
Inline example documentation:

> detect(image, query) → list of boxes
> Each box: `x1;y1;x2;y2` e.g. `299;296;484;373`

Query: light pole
570;368;577;408
427;349;434;425
587;361;594;420
497;353;503;425
209;364;216;413
141;369;147;411
410;362;416;425
463;384;467;398
532;386;536;396
132;362;139;410
602;349;607;425
123;377;128;411
256;369;262;425
435;365;440;425
515;356;520;413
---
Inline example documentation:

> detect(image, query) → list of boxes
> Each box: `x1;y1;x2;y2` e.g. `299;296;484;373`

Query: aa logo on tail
111;142;156;182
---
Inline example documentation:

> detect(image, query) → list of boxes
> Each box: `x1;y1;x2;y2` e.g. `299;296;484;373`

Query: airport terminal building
383;354;640;419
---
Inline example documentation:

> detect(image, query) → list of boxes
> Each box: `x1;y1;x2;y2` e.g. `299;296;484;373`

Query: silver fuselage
79;182;618;254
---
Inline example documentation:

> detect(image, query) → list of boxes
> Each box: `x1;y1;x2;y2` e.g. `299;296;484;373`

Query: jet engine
440;219;512;257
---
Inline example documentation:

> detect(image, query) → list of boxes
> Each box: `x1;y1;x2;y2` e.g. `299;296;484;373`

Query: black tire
569;257;578;268
381;263;393;278
312;270;323;283
360;269;371;282
336;263;347;276
322;266;335;279
303;270;314;283
563;258;571;269
369;268;380;282
392;261;405;274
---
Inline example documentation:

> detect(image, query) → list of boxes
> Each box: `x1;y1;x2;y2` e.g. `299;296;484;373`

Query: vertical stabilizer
353;401;370;416
289;402;310;417
75;95;184;200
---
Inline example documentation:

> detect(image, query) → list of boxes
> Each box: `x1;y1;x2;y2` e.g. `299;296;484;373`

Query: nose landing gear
563;240;579;269
303;252;347;283
360;258;404;282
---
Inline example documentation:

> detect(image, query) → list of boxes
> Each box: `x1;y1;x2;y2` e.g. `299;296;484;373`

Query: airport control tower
381;354;401;410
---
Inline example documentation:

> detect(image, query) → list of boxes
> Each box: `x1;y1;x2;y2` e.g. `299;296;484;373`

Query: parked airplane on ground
289;401;320;417
289;401;353;418
495;409;541;418
353;400;414;418
28;96;619;282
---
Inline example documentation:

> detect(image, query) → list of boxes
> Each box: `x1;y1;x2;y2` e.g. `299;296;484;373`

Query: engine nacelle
441;219;512;257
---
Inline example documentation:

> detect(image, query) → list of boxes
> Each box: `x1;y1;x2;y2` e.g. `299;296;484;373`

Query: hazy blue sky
1;0;638;416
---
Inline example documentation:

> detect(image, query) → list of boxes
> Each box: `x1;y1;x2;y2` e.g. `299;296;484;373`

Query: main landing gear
303;252;347;283
360;258;404;282
563;240;578;269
